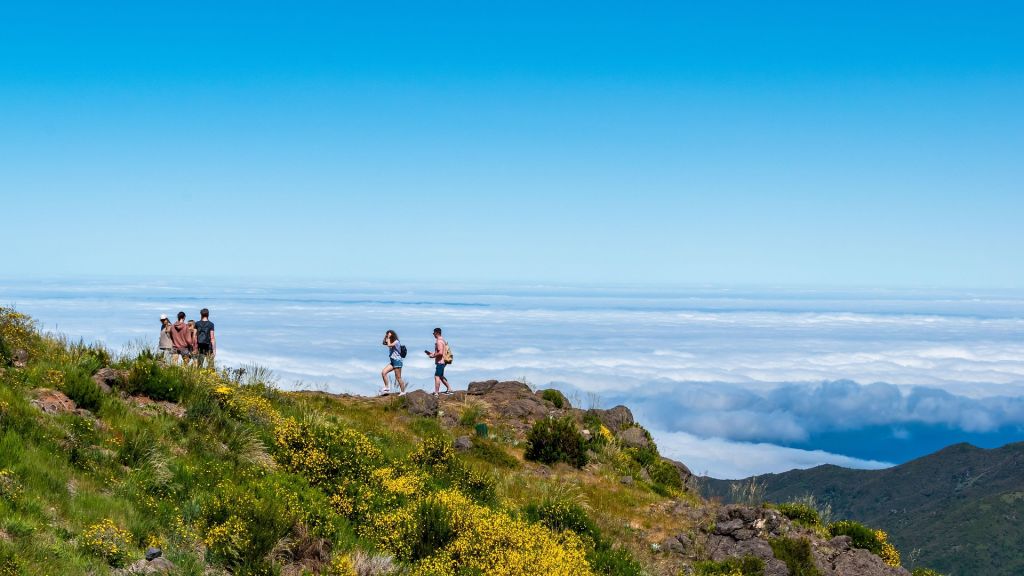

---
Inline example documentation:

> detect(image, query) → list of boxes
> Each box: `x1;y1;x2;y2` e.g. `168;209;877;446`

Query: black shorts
198;343;213;354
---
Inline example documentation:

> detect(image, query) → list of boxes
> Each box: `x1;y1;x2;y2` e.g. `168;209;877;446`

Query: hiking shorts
390;357;403;368
174;347;192;358
434;363;446;377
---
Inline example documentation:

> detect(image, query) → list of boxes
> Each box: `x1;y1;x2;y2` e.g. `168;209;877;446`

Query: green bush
523;498;599;542
769;537;820;576
0;543;20;576
582;412;609;448
588;543;644;576
410;496;458;561
0;308;38;367
541;389;566;409
525;417;588;468
775;502;822;527
694;556;765;576
59;366;104;412
201;475;297;573
468;439;519;469
647;458;683;491
459;403;483;426
124;355;186;402
828;520;882;555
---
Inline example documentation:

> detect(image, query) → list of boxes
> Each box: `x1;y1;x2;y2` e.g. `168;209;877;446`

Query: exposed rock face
664;457;696;490
466;381;550;429
131;396;186;419
113;556;176;575
404;390;438;417
616;426;651;449
454;436;473;451
92;367;127;393
668;505;911;576
586;405;634;432
30;389;76;414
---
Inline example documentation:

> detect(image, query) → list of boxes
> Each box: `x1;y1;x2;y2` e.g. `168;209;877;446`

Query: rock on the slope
131;396;186;419
404;390;438;417
114;556;176;575
145;547;162;561
586;405;634;432
664;457;696;490
30;389;76;414
454;436;473;451
12;349;30;367
616;426;651;449
466;380;550;428
92;367;127;393
814;536;910;576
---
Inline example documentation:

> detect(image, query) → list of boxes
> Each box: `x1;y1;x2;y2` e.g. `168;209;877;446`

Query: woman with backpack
380;330;408;396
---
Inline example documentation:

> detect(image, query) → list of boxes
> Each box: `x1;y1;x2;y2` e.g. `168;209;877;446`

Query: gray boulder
454;436;473;451
587;405;634;432
616;426;651;449
404;390;438;417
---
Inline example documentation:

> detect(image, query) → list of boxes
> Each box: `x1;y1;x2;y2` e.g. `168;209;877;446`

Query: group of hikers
381;327;453;397
158;308;216;368
155;311;455;396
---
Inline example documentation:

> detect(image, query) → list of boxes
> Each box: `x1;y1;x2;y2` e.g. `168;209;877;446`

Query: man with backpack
425;327;452;396
194;308;216;369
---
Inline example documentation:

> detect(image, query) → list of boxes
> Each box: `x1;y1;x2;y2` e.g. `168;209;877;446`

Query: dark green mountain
702;442;1024;576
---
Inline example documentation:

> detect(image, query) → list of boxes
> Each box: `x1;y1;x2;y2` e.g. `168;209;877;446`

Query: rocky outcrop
30;389;76;414
113;556;176;575
404;390;439;417
616;426;651;449
586;405;634;432
92;367;127;394
466;380;550;429
662;505;910;576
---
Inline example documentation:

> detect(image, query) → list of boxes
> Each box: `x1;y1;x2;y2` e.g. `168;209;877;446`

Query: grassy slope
0;309;698;576
701;442;1024;576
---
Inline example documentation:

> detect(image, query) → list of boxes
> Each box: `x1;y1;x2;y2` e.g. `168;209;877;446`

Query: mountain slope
702;442;1024;576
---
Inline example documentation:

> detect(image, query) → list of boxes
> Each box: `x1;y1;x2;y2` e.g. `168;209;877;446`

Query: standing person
425;327;452;396
170;311;194;364
380;330;408;396
158;314;174;363
194;308;216;369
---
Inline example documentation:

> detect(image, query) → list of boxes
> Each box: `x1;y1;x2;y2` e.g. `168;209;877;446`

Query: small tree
525;417;588;468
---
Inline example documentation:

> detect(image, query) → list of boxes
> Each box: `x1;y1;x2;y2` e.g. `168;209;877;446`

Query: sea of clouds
4;278;1023;478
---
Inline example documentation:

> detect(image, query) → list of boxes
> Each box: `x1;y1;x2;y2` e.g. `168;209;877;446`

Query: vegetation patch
769;537;821;576
694;556;766;576
525;416;588;468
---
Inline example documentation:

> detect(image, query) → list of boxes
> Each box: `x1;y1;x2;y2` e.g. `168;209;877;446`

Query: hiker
425;327;451;396
158;314;174;363
194;308;216;368
380;330;408;396
170;311;194;364
187;320;197;363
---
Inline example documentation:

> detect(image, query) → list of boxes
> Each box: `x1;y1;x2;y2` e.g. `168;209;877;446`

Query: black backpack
399;344;408;358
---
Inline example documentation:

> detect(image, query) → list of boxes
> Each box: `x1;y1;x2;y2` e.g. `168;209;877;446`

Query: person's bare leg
442;375;451;393
395;368;407;392
381;365;394;391
434;375;441;395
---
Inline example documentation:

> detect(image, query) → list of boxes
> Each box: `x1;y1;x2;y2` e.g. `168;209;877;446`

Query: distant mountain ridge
701;441;1024;576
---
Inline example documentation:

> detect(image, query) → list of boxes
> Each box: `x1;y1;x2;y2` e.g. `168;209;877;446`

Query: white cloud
650;429;893;480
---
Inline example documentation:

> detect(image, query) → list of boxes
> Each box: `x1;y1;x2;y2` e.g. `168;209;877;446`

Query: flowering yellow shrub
325;553;357;576
204;515;249;561
875;529;901;567
599;424;615;444
215;385;282;426
81;518;133;567
274;417;380;487
408;489;594;576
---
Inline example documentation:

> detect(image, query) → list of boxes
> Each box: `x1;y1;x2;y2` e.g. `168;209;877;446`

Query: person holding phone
425;327;451;396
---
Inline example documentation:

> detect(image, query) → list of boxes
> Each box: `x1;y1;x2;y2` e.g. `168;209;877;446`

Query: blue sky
2;1;1022;286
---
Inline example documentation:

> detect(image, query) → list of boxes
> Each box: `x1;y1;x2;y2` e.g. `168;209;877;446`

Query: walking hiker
158;314;174;363
380;330;408;396
194;308;216;369
170;311;194;364
425;327;452;396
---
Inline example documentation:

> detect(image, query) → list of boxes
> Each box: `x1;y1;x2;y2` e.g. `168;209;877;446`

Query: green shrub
0;543;21;576
523;498;599;542
0;308;38;366
769;537;820;576
410;496;458;561
124;355;186;402
468;439;519;469
775;502;822;527
201;475;297;573
582;412;609;448
81;518;134;567
827;520;882;555
694;556;765;576
59;366;104;412
541;389;566;409
588;543;644;576
525;417;588;468
647;458;683;491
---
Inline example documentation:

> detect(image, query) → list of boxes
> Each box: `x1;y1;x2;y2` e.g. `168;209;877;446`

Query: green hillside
1;306;937;576
701;442;1024;576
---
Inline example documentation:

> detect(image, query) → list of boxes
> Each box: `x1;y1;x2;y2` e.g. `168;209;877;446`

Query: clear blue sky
2;1;1021;287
